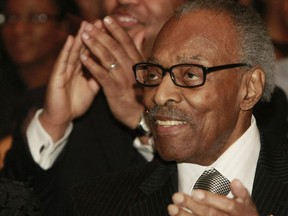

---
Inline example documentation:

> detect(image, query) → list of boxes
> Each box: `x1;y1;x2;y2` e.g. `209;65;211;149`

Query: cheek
143;88;155;110
184;89;231;133
35;26;55;39
204;73;242;110
2;27;13;41
34;27;63;49
103;0;117;14
147;0;177;20
188;84;241;141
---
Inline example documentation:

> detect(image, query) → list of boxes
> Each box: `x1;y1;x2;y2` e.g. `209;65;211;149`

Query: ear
240;67;265;111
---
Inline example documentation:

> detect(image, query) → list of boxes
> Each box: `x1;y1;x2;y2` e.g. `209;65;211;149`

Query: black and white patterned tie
193;168;230;196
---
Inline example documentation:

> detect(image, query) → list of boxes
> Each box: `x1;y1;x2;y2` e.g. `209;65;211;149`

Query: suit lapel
128;160;178;216
127;132;288;216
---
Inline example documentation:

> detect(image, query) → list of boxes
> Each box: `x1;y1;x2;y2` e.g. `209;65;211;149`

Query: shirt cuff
26;109;73;170
133;137;155;162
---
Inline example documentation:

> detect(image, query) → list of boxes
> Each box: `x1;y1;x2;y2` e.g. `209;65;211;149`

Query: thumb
231;179;251;203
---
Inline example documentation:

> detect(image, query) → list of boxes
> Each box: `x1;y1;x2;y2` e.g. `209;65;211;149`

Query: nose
104;0;139;14
153;73;182;106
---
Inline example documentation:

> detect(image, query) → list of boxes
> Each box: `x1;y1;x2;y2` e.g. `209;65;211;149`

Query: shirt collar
177;116;260;195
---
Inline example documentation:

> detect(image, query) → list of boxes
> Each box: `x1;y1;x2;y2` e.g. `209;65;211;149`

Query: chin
156;145;184;162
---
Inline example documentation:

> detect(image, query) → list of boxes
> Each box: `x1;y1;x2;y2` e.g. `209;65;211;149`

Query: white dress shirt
26;109;154;170
178;116;260;197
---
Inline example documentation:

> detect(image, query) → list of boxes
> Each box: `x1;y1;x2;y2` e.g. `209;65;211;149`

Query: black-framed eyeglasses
133;62;251;88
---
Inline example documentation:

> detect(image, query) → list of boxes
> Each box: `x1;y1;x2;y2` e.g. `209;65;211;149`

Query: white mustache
147;105;191;123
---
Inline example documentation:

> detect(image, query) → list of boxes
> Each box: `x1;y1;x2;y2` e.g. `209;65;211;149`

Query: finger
81;29;134;85
231;179;253;203
171;193;194;214
52;35;75;78
81;30;118;70
178;190;234;216
103;16;143;62
230;180;259;215
170;193;227;216
66;21;87;71
168;204;193;216
81;18;142;85
61;21;93;85
93;19;105;32
82;25;134;72
80;52;115;87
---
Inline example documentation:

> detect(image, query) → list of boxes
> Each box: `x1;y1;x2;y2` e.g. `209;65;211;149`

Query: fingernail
167;205;179;215
172;193;184;204
192;190;205;200
104;16;113;24
85;23;93;31
94;20;102;29
80;54;88;61
82;32;90;40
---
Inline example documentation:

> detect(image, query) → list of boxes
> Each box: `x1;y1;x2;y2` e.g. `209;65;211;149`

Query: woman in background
0;0;80;166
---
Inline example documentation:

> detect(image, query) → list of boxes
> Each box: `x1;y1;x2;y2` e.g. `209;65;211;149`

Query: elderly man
66;0;288;215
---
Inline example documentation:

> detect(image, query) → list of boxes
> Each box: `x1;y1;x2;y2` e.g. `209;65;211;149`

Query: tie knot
193;168;230;196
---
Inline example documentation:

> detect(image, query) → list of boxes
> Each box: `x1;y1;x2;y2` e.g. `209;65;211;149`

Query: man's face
103;0;185;57
143;11;249;165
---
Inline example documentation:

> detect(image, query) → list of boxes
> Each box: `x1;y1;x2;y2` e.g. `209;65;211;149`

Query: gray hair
174;0;275;101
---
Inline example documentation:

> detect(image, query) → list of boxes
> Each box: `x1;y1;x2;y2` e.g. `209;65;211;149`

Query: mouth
156;120;187;127
153;117;188;135
148;106;190;134
110;12;141;28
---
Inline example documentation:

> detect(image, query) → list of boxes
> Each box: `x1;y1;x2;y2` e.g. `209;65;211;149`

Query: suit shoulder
70;159;158;195
66;159;175;215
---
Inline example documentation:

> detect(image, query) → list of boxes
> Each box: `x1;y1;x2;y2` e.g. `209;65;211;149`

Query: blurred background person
236;0;288;138
1;0;78;89
0;0;81;165
252;0;288;59
249;0;288;139
252;0;288;99
238;0;252;6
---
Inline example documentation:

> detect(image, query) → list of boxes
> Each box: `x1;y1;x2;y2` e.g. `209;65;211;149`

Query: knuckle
102;51;114;62
226;201;237;212
95;70;108;81
121;36;133;46
205;208;221;216
108;40;121;53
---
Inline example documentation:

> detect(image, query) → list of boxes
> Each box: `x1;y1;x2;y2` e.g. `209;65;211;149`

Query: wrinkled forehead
150;10;239;65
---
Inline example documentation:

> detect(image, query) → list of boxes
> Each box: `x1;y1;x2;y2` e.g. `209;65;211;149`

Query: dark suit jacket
254;86;288;142
0;178;41;215
67;132;288;216
2;90;147;216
